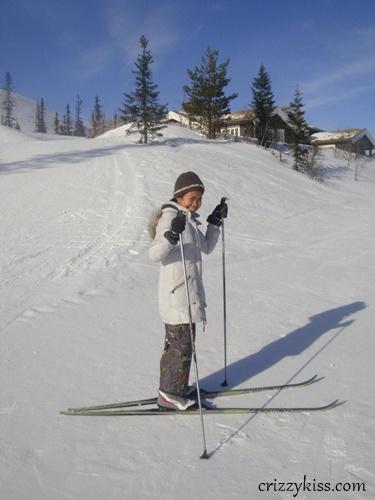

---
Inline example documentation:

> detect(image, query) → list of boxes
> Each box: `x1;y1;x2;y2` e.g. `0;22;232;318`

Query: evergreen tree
59;121;65;135
35;98;47;133
35;100;41;132
54;112;60;135
287;86;309;172
74;94;86;136
251;64;275;146
91;95;104;137
2;72;16;128
40;98;47;133
62;104;72;135
120;35;167;144
183;47;238;139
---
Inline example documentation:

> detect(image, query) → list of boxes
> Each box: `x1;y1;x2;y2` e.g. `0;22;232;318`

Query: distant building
220;109;257;139
310;129;374;156
167;110;191;128
220;106;322;144
270;106;322;143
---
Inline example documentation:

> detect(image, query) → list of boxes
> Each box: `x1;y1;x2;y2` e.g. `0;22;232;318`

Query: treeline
0;72;117;138
1;72;20;130
2;35;311;170
117;35;311;173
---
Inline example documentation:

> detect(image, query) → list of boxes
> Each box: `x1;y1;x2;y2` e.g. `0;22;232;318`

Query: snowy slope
0;124;374;500
0;90;57;133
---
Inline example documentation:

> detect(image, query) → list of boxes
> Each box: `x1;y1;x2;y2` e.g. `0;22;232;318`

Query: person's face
176;191;203;213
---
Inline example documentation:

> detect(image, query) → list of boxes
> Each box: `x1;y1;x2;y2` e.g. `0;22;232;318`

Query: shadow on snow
200;301;366;389
0;136;230;175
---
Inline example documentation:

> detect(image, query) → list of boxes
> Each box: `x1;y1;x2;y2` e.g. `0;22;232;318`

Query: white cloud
303;58;375;95
305;82;375;110
300;21;375;114
75;45;114;80
105;1;179;65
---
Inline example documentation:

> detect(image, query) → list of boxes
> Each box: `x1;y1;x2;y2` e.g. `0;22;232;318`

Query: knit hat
173;171;205;198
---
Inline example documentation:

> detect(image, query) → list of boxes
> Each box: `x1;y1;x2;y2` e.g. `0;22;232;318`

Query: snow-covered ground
1;123;374;499
0;90;57;134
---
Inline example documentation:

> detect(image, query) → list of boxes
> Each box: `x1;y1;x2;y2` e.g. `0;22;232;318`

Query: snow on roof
167;110;191;126
170;107;322;132
274;106;291;125
229;109;256;119
311;128;375;146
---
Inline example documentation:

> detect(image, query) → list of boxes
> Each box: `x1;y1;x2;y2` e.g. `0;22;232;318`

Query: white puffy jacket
149;201;220;325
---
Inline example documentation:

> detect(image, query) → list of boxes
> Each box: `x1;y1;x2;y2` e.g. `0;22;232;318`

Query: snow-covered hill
0;90;57;133
0;124;374;499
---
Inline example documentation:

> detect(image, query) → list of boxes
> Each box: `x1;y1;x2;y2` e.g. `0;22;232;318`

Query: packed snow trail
0;124;374;499
0;132;147;335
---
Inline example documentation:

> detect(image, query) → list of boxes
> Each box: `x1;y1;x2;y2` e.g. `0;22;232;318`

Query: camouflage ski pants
159;323;196;396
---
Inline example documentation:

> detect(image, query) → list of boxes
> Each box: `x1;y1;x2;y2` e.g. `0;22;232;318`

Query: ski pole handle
219;197;228;219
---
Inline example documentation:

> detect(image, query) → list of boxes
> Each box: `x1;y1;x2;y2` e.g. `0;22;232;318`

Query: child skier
149;171;227;410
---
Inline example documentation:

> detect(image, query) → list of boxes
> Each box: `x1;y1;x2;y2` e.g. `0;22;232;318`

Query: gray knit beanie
173;171;205;198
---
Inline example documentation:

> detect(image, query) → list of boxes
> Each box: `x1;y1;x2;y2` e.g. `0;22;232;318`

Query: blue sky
1;0;375;133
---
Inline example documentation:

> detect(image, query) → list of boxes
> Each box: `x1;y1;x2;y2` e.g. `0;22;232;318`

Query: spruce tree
120;35;167;144
287;86;309;172
35;100;41;132
35;98;47;133
251;64;275;146
62;104;72;135
74;94;86;136
183;47;238;139
54;112;60;134
40;98;47;133
2;72;16;128
91;95;104;137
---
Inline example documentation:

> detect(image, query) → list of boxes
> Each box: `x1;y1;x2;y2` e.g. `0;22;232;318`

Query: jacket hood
147;201;201;240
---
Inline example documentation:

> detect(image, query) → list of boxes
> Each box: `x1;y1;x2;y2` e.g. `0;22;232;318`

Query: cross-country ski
61;400;340;417
65;374;320;413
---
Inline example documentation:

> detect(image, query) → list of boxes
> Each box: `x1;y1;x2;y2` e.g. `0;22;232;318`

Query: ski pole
220;197;228;387
179;231;209;460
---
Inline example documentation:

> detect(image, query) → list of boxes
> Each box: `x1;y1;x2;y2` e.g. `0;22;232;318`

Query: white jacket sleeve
149;210;177;263
197;223;220;255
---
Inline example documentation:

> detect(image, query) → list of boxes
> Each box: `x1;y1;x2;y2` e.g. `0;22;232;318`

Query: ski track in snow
1;124;375;500
0;141;149;336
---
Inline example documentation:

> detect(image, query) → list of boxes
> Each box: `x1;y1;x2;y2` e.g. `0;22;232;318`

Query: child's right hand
171;212;186;236
164;212;186;245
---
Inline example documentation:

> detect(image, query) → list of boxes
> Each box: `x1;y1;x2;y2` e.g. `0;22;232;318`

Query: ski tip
310;374;324;384
328;399;345;409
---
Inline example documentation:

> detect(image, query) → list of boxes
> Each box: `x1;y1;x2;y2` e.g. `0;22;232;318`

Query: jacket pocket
170;275;190;294
169;275;191;312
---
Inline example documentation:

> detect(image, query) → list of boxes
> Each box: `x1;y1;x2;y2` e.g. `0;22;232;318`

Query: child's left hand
207;198;228;226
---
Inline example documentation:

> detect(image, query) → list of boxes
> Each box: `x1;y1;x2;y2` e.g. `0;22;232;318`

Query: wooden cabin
310;129;374;156
221;106;322;144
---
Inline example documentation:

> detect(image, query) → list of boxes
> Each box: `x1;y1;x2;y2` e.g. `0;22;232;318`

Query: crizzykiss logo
258;475;366;498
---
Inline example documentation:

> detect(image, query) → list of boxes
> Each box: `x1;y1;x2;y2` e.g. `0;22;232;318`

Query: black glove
164;212;186;245
207;198;228;227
